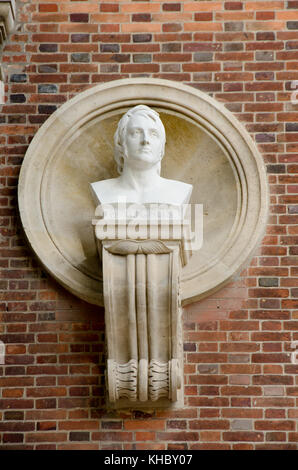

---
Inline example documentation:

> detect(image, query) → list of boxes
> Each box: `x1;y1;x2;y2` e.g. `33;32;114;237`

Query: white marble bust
90;105;193;206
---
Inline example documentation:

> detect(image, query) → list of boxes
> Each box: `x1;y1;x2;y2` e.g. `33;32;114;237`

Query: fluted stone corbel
95;227;186;407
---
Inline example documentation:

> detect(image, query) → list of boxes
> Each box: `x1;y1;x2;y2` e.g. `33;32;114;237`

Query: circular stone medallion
18;79;269;306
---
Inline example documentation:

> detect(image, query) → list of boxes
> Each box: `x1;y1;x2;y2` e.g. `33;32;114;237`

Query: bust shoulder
90;177;193;205
159;178;193;205
89;178;120;205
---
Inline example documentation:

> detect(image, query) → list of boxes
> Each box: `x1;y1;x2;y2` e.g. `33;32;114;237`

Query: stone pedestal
94;209;191;407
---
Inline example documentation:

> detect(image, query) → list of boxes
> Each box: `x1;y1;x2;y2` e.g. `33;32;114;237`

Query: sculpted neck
120;164;160;190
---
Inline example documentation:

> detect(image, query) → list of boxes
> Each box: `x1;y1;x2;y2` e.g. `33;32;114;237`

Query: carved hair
114;105;166;174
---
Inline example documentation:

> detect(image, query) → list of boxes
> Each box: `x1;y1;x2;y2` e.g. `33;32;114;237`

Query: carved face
124;114;163;170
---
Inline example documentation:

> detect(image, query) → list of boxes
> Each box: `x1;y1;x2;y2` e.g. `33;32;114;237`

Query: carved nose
142;132;150;144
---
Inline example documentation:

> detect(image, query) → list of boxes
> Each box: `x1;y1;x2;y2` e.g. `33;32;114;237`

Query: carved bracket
94;215;186;407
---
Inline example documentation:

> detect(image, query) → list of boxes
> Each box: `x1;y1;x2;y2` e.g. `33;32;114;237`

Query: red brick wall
0;0;297;450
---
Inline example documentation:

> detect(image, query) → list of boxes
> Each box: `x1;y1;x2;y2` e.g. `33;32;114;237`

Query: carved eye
129;129;139;137
150;130;159;137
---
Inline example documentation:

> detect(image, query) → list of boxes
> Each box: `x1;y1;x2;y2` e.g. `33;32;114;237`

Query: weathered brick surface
0;0;297;450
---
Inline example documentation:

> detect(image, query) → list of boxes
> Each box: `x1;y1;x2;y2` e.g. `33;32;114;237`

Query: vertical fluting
136;253;148;360
147;254;158;360
126;254;138;360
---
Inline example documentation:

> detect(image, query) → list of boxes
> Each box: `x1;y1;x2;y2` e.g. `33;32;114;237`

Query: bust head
91;104;192;206
114;105;166;174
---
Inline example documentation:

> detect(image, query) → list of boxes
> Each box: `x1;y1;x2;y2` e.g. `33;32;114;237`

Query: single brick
132;14;151;22
111;54;130;63
10;95;26;103
71;34;89;43
39;44;58;53
256;11;275;20
4;411;24;420
38;84;58;94
195;13;213;21
267;164;286;173
256;134;275;143
194;52;213;62
5;367;26;375
287;21;298;29
162;23;182;32
101;421;122;430
0;334;34;344
225;2;243;9
100;64;119;73
37;421;57;431
257;32;275;40
162;43;181;52
287;1;298;8
184;343;196;351
255;420;295;431
223;432;263;442
264;386;284;396
69;431;90;441
38;312;55;321
133;54;151;63
259;278;279;287
38;65;58;73
70;74;90;84
289;206;298;214
162;3;181;11
224;22;243;32
70;14;89;23
228;355;250;363
197;364;219;374
133;34;152;43
29;116;48;125
224;43;244;51
39;4;58;13
286;41;298;49
38;105;57;115
266;432;287;442
100;44;119;53
3;434;24;443
157;431;198;441
71;53;90;63
167;420;187;429
231;420;253;431
255;71;274;80
162;64;180;72
10;74;27;83
256;51;274;61
100;4;119;13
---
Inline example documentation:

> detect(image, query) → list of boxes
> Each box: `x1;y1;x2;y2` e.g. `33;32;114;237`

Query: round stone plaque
18;79;268;306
